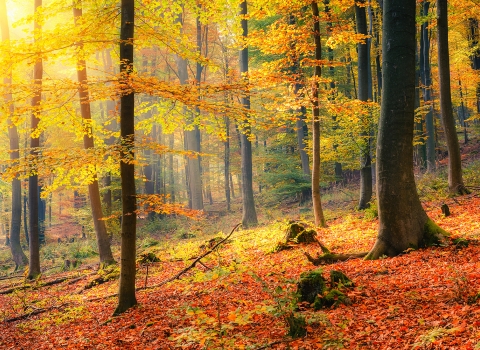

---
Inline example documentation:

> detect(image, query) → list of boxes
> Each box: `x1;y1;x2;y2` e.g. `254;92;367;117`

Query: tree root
304;250;368;265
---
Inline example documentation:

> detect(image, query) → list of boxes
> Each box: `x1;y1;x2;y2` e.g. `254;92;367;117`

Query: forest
1;0;480;348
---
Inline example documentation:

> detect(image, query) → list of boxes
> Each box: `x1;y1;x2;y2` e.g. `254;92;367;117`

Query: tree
114;0;137;315
73;1;115;266
239;0;258;227
28;0;43;280
366;0;444;259
436;0;468;195
420;1;436;173
311;1;326;227
355;0;373;210
0;0;28;270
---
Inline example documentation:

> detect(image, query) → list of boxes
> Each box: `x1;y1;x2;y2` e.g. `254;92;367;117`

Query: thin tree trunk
436;0;468;194
239;0;258;227
114;0;137;315
27;0;43;280
73;2;114;266
356;0;373;210
311;1;326;227
421;1;436;172
1;0;27;269
102;49;117;215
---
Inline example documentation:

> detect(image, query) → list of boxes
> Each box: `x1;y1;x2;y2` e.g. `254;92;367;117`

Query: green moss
286;313;307;338
330;270;354;288
313;289;349;310
297;268;326;304
423;219;449;246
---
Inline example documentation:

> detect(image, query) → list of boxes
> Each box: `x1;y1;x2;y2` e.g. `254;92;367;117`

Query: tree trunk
366;0;444;260
1;0;28;269
239;0;258;227
311;1;326;227
356;0;373;210
27;0;43;280
114;0;137;315
102;49;117;215
168;134;175;203
436;0;468;194
468;18;480;122
420;1;436;173
73;2;115;266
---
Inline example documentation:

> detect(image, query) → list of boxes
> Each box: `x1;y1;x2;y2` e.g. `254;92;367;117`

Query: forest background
0;0;480;348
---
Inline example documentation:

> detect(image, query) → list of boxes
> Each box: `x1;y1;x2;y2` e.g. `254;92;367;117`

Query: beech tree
355;0;373;210
239;0;258;227
311;1;326;227
28;0;43;280
73;0;115;267
114;0;137;315
0;0;28;270
420;1;436;173
366;0;445;259
436;0;468;195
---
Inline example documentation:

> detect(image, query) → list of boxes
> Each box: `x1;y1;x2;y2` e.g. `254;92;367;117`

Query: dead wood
139;223;241;291
3;304;67;323
304;251;368;265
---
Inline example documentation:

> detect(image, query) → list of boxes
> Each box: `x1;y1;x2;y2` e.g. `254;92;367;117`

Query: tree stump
441;203;450;216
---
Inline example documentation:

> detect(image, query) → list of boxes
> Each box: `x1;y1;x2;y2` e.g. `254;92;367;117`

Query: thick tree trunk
356;0;373;210
239;0;258;227
27;0;43;280
420;2;436;173
311;1;326;227
1;0;28;269
73;2;115;266
436;0;468;194
114;0;137;315
366;0;444;260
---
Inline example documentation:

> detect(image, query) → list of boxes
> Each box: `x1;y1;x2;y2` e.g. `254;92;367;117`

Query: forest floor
1;145;480;349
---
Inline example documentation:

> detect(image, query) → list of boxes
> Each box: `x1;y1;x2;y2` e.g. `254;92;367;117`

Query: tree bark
0;0;28;270
239;0;258;227
114;0;137;315
356;0;373;210
28;0;43;280
420;1;436;173
73;2;115;266
366;0;445;260
311;1;326;227
436;0;468;194
102;49;117;215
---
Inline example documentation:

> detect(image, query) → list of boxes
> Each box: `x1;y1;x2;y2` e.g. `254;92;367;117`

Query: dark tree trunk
311;1;326;227
239;0;258;227
366;0;444;260
27;0;43;280
114;0;137;315
436;0;468;194
168;134;175;203
102;49;117;215
1;0;27;269
144;125;156;221
420;1;436;172
468;19;480;119
356;0;373;210
73;2;115;266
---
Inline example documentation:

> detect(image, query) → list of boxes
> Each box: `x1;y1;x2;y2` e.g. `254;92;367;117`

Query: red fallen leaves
1;196;480;349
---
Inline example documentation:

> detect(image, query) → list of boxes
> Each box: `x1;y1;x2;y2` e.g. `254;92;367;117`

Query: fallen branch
304;251;368;265
82;224;242;304
139;223;241;291
3;303;68;323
